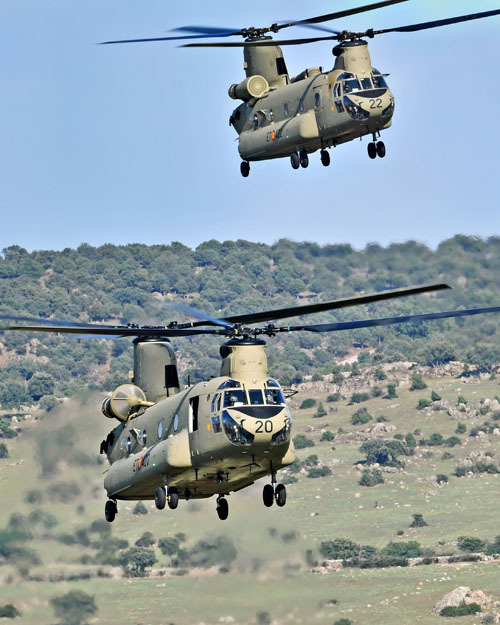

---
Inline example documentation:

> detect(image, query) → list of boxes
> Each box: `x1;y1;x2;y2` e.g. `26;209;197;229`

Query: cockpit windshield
224;390;247;407
336;72;375;95
372;69;388;89
265;388;285;405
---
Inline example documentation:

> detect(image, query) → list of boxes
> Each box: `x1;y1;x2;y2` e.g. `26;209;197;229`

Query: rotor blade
183;36;340;48
164;301;232;328
286;305;500;333
185;283;450;327
291;23;341;35
171;25;241;35
373;8;500;36
3;324;227;338
100;32;238;45
0;313;104;329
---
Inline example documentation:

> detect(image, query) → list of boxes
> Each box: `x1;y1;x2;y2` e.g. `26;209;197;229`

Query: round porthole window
314;92;321;107
157;421;163;440
140;429;147;446
173;414;179;432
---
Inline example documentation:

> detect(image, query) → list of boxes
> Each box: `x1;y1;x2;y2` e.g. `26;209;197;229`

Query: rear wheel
290;152;300;169
299;150;309;168
104;500;116;523
367;142;377;159
275;483;287;507
263;484;274;507
216;497;229;520
240;161;250;177
376;141;386;158
320;150;330;167
155;486;166;510
167;487;179;510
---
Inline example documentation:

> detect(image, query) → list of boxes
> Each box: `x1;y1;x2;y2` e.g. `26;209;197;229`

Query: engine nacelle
228;75;269;101
101;384;152;422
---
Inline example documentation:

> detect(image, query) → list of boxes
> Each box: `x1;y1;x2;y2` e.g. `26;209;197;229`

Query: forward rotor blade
287;305;500;333
183;36;340;48
186;283;450;327
164;301;232;328
171;25;241;35
3;324;227;338
373;8;500;36
0;313;102;329
100;32;238;45
279;0;407;30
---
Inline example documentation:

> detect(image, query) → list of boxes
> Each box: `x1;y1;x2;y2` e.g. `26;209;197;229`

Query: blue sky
0;1;499;252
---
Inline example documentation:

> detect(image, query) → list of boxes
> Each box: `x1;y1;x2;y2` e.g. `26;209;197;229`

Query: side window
283;102;289;117
299;100;304;113
120;437;131;456
253;114;259;129
189;397;199;432
314;92;321;108
211;416;221;433
211;393;221;413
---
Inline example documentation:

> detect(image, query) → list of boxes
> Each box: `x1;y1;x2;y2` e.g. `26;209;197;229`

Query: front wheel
263;484;274;507
376;141;386;158
217;497;229;521
290;152;300;170
367;142;377;159
240;161;250;177
155;487;166;510
275;484;287;507
320;150;330;167
105;500;116;523
167;487;179;510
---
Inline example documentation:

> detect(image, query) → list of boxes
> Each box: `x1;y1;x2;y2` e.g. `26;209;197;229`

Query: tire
155;486;166;510
240;161;250;177
320;150;330;167
299;151;309;168
275;483;287;507
167;487;179;510
263;484;274;507
105;500;116;523
376;141;386;158
217;497;229;521
290;152;300;169
367;142;377;159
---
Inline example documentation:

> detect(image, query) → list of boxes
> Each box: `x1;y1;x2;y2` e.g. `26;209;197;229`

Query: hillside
1;364;500;624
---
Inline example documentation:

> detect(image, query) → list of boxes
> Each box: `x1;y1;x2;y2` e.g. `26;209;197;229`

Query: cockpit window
372;70;388;89
218;379;241;390
249;389;264;405
265;388;285;405
361;77;372;90
266;378;280;388
211;393;221;413
343;78;361;94
224;390;248;407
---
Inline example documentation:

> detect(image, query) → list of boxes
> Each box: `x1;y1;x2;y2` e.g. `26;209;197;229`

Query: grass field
1;366;500;624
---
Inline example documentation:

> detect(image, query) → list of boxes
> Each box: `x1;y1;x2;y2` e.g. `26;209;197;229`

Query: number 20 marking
255;420;273;433
369;98;382;109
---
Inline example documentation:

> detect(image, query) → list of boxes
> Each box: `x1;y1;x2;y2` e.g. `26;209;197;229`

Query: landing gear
368;133;386;159
263;483;274;507
240;160;250;177
320;149;331;167
216;496;229;521
262;483;287;508
155;486;166;510
367;142;377;159
167;486;179;510
376;141;386;158
275;483;287;507
299;149;309;168
104;500;117;523
290;152;300;170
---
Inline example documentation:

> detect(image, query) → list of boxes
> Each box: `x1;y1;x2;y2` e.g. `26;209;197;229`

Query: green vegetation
440;603;481;617
293;434;315;449
409;514;428;528
359;468;384;487
410;374;427;391
300;398;316;409
50;590;97;625
351;407;372;425
0;604;20;619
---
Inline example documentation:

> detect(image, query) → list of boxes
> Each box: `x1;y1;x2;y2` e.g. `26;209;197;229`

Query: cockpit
333;70;388;98
212;378;286;412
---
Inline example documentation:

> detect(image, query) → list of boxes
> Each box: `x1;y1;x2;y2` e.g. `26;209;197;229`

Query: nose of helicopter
222;405;292;446
343;88;394;121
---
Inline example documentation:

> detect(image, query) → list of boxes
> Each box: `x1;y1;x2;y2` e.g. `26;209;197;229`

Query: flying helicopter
101;1;500;176
4;283;500;522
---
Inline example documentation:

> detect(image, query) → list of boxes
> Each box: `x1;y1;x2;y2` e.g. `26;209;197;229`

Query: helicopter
101;1;500;176
4;283;500;522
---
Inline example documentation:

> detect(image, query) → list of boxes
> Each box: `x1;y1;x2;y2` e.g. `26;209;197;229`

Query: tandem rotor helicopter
4;284;500;522
101;1;500;176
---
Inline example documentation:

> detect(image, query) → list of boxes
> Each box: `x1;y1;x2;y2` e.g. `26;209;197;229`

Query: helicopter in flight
4;283;500;522
101;1;500;176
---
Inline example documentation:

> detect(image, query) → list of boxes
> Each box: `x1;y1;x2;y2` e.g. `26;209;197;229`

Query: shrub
50;590;97;625
334;620;353;625
0;443;8;459
371;386;383;398
359;439;407;467
307;466;332;479
119;547;157;577
440;603;481;617
441;452;454;460
281;474;298;485
445;436;461;447
158;536;181;556
457;536;486;553
320;538;360;560
385;383;398;398
351;407;372;425
376;415;389;422
132;502;148;515
374;367;387;380
320;430;335;442
427;433;444;446
359;468;384;487
293;434;315;449
457;395;468;405
314;402;327;418
436;474;449;484
410;514;428;528
184;536;237;569
405;433;417;448
410;374;427;391
300;398;316;409
417;398;431;410
257;612;271;625
327;393;341;402
47;481;81;503
0;604;21;618
430;390;441;402
135;531;156;547
381;541;423;558
350;392;370;404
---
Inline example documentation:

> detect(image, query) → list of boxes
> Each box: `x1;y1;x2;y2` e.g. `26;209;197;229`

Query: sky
0;0;499;253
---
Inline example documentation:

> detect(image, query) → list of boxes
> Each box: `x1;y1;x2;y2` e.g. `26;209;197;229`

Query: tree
385;383;398;399
410;514;428;528
457;536;486;553
381;541;423;558
409;373;427;391
50;590;97;625
135;531;156;547
119;547;157;577
27;372;55;401
320;538;360;560
359;439;407;467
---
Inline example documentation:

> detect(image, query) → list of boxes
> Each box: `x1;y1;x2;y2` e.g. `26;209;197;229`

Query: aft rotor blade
165;301;233;328
186;283;450;327
286;305;500;333
183;36;341;48
100;31;239;45
279;0;407;30
373;8;500;35
3;324;228;338
171;25;241;36
0;313;103;329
